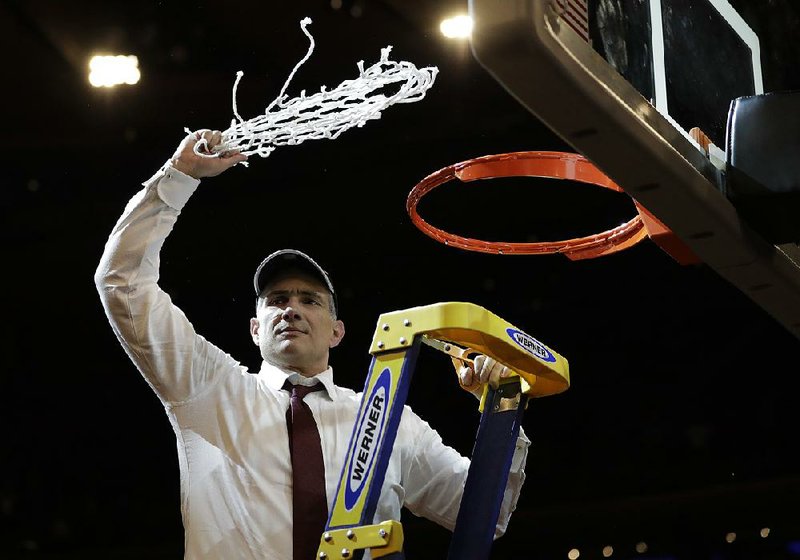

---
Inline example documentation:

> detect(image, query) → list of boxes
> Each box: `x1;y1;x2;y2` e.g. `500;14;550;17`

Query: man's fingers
195;130;219;155
221;152;248;169
458;357;515;401
219;148;243;159
473;356;511;388
204;152;247;177
208;130;223;150
485;362;500;386
475;355;497;384
458;365;474;387
472;355;487;380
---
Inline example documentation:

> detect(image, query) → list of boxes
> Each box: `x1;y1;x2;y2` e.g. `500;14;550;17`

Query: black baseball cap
253;249;337;315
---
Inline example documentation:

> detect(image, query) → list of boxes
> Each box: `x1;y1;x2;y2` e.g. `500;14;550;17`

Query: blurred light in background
440;15;472;39
88;55;140;87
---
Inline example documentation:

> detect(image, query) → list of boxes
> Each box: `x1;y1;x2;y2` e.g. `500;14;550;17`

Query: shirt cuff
510;426;531;472
142;160;201;211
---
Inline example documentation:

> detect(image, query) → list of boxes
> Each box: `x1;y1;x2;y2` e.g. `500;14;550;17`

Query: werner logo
344;368;390;510
506;328;556;363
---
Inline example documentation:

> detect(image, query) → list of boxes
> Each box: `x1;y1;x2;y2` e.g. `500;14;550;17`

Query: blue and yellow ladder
316;302;570;559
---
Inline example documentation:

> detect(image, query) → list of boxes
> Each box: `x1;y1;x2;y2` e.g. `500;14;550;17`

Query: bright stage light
89;55;141;88
440;15;473;39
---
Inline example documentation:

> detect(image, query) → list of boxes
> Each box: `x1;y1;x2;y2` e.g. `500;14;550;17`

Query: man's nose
281;306;300;320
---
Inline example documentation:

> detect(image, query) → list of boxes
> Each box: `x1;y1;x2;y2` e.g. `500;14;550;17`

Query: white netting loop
191;17;439;162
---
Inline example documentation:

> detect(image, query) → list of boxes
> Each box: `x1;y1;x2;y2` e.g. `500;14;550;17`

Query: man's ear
329;319;345;349
249;317;260;346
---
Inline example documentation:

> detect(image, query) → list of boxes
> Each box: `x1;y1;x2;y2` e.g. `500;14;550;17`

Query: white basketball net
190;17;439;162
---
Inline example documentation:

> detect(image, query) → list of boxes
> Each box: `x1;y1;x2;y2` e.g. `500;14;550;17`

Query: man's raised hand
170;129;247;179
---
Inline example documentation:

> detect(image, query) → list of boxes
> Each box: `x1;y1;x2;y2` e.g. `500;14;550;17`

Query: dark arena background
3;1;800;559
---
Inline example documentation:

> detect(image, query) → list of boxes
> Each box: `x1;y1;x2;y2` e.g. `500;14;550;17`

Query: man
94;129;530;559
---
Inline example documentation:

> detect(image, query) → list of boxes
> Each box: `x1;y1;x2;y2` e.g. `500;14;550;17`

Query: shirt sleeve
398;406;530;538
94;163;242;405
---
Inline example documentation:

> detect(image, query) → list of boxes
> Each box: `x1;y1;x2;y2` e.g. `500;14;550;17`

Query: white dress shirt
94;163;530;559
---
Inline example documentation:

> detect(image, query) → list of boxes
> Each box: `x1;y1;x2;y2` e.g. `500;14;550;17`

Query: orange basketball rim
406;151;699;263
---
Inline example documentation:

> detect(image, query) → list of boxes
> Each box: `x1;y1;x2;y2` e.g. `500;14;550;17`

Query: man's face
250;269;344;377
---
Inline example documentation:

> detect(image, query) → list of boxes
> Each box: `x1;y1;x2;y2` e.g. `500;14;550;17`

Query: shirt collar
258;360;338;399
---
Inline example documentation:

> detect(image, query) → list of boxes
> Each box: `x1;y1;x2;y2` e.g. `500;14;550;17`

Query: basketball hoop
406;151;650;261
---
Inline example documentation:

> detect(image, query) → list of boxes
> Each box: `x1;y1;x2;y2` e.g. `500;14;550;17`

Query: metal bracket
318;520;404;559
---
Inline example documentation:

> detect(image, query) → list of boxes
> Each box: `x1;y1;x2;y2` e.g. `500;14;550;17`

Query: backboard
468;0;800;341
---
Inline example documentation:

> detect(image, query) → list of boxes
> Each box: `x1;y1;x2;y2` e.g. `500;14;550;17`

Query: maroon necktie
284;380;328;560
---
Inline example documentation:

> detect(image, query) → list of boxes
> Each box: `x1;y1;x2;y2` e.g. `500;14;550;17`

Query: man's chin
275;339;299;350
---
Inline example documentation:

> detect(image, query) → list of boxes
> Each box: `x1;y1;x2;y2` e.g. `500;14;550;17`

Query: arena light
440;15;473;39
88;55;141;87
